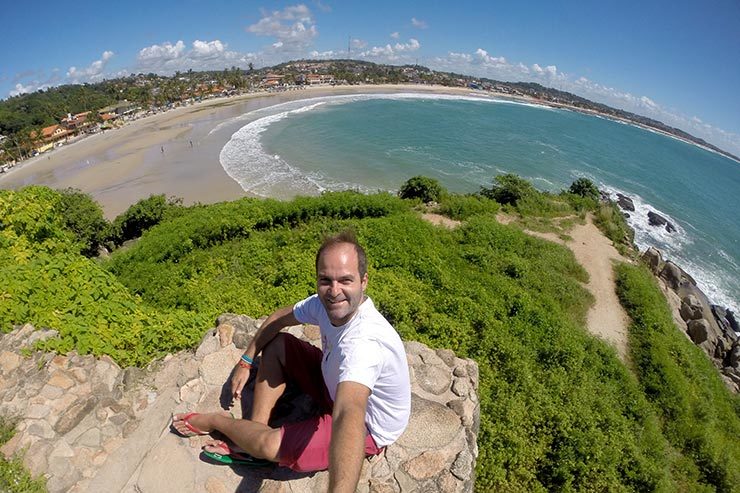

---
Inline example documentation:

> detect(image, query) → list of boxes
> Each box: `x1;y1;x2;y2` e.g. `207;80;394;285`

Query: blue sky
3;0;740;156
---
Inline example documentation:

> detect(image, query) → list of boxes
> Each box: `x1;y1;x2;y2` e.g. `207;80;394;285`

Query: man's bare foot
171;411;233;437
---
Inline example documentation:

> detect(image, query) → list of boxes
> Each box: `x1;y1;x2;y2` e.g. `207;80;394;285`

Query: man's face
316;243;368;326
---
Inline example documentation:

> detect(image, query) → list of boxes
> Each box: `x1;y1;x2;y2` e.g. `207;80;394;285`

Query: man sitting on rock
172;231;411;492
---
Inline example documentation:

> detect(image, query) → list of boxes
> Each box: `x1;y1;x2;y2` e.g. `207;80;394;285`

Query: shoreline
0;84;499;219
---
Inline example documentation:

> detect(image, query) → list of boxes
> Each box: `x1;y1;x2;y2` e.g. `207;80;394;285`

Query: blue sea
218;93;740;314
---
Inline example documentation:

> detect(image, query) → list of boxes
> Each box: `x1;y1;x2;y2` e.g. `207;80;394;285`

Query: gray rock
680;295;703;321
616;193;635;212
54;397;97;435
687;319;710;344
397;395;461;449
642;247;663;274
659;262;684;290
417;365;452;395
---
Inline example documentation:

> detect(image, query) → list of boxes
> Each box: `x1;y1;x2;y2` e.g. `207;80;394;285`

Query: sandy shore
0;84;486;219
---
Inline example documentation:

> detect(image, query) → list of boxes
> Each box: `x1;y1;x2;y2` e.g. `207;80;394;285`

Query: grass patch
0;417;46;493
616;263;740;491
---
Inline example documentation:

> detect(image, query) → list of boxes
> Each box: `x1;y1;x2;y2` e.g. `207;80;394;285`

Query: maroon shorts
277;334;383;472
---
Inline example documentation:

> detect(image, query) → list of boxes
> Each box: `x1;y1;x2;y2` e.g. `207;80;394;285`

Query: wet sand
0;84;483;219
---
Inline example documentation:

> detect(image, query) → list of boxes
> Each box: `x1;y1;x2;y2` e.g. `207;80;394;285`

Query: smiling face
316;242;368;327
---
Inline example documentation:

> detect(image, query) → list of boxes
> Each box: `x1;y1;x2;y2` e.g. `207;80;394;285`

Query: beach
0;84;483;219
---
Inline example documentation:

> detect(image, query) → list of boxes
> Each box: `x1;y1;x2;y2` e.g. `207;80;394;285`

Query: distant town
1;59;737;172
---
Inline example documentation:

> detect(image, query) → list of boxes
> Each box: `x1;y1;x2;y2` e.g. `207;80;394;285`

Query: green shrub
109;194;183;246
481;173;538;205
568;178;600;201
438;194;499;220
56;188;109;256
594;202;635;255
398;175;446;203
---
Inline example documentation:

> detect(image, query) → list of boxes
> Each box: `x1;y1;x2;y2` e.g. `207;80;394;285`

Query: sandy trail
477;213;631;360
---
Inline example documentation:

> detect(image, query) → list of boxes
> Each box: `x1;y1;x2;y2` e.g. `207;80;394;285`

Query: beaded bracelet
241;354;254;365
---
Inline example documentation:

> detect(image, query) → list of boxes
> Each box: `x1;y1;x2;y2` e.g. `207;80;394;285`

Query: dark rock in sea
623;212;630;218
647;211;676;233
599;190;610;202
616;193;635;212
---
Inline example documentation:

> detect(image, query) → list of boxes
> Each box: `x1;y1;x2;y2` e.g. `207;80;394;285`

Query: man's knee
253;427;282;461
261;332;287;365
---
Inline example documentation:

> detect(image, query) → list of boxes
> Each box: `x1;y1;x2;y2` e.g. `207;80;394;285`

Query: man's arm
231;305;299;399
328;381;371;493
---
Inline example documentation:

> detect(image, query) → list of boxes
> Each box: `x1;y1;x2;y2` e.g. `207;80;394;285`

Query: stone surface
1;318;479;492
687;319;710;345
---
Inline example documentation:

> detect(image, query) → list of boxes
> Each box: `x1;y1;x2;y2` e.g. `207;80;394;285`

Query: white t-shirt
293;294;411;447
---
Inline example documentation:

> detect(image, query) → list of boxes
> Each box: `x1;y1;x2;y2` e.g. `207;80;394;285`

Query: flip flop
202;441;271;467
171;412;209;437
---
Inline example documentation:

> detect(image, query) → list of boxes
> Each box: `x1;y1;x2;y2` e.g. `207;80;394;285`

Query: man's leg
250;332;288;424
172;413;281;460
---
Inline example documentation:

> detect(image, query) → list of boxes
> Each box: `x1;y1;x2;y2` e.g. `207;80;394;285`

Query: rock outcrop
647;211;676;233
641;248;740;392
616;193;635;212
1;316;479;492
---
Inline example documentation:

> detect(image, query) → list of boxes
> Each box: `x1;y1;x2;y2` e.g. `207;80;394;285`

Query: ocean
218;93;739;314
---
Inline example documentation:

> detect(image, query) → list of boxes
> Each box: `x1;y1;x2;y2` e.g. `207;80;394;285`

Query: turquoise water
219;93;739;314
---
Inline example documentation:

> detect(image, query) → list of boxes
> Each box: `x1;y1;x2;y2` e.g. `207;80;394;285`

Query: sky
3;0;740;156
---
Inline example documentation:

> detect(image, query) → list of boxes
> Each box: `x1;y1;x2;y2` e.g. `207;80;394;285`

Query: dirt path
429;212;631;361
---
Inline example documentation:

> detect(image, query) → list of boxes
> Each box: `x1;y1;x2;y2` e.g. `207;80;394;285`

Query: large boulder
687;318;710;344
659;261;684;290
1;317;480;493
642;247;663;274
680;295;704;321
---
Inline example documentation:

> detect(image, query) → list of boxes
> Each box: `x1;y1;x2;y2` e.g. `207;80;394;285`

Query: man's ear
361;272;368;290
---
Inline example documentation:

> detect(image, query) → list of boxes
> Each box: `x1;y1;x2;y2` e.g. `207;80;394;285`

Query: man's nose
329;282;341;296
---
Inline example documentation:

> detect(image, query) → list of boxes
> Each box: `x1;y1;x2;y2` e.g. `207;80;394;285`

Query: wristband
241;354;254;365
238;359;252;369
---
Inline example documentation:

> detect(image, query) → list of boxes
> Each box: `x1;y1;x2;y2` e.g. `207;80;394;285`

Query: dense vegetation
1;176;738;491
616;264;740;492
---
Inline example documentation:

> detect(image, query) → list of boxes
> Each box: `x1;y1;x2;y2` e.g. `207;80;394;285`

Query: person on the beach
172;231;411;492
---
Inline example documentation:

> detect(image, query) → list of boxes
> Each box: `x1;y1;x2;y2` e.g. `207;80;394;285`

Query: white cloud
310;49;339;58
138;41;186;62
358;38;421;62
411;17;428;29
135;39;256;72
390;32;400;39
351;38;367;49
192;40;226;58
67;51;115;83
314;0;331;12
9;82;38;97
474;48;506;65
247;4;318;53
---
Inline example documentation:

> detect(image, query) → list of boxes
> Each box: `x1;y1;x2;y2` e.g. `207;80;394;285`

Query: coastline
0;84;495;219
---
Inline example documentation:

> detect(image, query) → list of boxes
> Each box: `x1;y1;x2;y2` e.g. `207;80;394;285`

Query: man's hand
231;364;251;402
329;381;371;493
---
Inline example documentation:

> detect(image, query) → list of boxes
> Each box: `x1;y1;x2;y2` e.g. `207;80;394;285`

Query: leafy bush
398;175;446;203
568;178;600;201
438;194;499;220
109;194;183;246
56;188;109;256
481;173;538;205
616;263;740;491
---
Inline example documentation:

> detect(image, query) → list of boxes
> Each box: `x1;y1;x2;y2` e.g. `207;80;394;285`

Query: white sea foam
600;184;738;313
